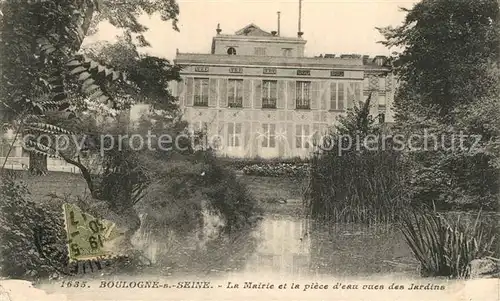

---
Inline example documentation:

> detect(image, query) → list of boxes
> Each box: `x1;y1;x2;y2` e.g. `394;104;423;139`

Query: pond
36;203;500;301
132;202;419;278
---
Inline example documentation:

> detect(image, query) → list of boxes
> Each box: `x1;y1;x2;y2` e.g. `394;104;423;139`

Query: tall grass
305;94;413;225
306;148;411;225
400;209;497;278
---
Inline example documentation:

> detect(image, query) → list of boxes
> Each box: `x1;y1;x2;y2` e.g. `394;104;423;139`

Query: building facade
166;23;395;159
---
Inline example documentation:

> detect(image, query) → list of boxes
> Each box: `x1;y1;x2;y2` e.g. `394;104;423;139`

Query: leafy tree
0;0;182;250
0;0;180;174
378;0;500;209
30;36;182;249
378;0;499;121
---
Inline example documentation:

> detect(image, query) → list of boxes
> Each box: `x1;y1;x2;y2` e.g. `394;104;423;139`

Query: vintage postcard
0;0;499;300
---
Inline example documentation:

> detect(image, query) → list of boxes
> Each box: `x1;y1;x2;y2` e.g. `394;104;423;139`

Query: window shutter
177;79;185;107
286;81;295;110
278;123;285;157
217;120;226;150
355;82;362;104
253;80;262;108
347;82;355;109
311;81;320;110
251;122;259;156
313;123;321;147
186;77;194;106
243;79;252;108
243;121;251;155
219;78;228;107
277;80;286;109
320;81;328;110
208;78;217;107
369;75;378;91
208;120;217;138
286;123;294;156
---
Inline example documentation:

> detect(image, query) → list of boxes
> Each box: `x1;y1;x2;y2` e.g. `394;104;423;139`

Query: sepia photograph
0;0;499;300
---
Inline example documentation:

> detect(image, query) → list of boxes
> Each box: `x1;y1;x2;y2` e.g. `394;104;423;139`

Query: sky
89;0;419;61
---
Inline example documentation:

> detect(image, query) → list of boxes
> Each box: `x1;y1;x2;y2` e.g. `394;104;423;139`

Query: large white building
1;21;396;167
154;22;395;159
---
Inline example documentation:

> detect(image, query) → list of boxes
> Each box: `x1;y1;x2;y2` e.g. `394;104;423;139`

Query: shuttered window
296;81;311;109
228;79;243;108
262;80;277;108
194;78;209;106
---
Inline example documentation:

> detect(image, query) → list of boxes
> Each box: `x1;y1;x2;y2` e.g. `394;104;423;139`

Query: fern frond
25;122;74;135
23;139;60;159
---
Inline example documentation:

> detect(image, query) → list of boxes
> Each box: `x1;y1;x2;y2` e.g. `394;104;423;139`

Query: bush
0;170;152;280
202;153;263;232
138;150;263;235
0;170;68;279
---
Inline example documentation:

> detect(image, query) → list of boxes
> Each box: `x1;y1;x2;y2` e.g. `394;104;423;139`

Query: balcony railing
194;95;209;106
228;96;243;108
262;97;277;109
296;99;311;110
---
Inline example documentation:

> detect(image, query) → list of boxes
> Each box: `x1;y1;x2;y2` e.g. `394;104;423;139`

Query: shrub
400;209;498;278
136;149;262;239
202;153;263;232
0;170;68;279
0;170;152;280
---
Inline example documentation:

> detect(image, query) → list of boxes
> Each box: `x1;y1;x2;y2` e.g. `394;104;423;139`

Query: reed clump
304;95;498;279
400;209;497;278
305;94;412;225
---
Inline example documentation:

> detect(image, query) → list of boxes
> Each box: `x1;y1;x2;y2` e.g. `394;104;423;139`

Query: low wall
0;157;81;173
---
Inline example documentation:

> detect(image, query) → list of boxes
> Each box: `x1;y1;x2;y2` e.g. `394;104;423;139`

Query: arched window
227;47;236;55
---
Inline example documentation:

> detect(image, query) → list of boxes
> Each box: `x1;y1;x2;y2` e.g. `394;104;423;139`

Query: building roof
176;53;363;68
234;23;273;36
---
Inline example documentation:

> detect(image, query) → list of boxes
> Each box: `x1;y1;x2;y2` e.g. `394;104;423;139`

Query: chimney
216;23;222;35
297;0;304;38
277;11;281;36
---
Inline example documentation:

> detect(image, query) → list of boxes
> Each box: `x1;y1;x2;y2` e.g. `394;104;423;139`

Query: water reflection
244;216;311;276
243;212;418;277
134;204;418;278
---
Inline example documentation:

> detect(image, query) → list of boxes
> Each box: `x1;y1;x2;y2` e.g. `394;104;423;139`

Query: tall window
254;47;267;56
261;124;276;148
295;124;310;149
378;95;386;107
227;122;242;147
330;82;345;110
194;78;209;106
379;77;386;91
296;81;311;109
228;79;243;108
262;80;277;108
